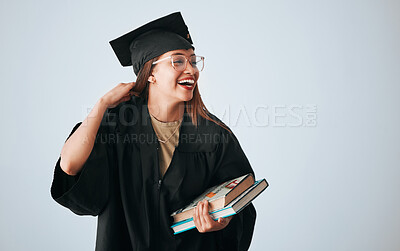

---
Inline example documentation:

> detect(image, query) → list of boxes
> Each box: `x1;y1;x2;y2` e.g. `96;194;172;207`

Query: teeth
178;79;194;84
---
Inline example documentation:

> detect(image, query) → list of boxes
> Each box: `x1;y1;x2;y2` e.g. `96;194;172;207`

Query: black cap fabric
109;12;194;75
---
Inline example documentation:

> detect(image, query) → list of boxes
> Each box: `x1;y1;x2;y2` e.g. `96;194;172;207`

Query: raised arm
60;82;135;175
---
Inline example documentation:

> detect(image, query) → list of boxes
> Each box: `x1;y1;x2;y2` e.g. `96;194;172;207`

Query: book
171;173;255;223
171;178;268;235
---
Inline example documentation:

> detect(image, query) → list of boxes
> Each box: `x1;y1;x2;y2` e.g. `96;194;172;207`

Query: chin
178;90;193;101
177;93;194;102
182;95;193;102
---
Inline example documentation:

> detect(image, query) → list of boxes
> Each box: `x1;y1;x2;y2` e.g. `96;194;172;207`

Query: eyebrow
172;53;196;56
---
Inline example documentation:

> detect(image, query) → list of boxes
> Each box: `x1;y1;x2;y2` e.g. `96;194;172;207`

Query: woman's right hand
60;82;136;176
100;82;136;108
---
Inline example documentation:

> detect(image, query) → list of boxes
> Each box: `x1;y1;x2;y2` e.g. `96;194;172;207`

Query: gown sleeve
50;111;115;216
213;129;257;251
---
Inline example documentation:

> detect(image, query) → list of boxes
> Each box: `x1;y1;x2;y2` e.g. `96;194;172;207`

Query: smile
178;79;195;85
177;78;195;90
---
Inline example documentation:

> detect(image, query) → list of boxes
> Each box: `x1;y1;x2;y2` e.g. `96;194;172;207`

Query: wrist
97;97;110;110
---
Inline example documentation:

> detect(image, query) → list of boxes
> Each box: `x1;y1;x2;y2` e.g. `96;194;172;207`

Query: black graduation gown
51;96;256;251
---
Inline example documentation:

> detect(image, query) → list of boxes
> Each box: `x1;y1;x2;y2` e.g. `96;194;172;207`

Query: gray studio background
1;0;399;250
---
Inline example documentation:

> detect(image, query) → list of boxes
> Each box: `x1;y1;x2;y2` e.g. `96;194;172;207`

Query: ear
148;75;156;83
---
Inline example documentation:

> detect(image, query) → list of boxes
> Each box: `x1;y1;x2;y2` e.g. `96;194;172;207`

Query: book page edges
171;174;251;217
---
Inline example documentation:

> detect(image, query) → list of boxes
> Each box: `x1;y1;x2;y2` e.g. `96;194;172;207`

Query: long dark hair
132;58;231;133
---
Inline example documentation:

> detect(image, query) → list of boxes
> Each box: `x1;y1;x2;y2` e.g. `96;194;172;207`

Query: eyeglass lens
172;55;204;72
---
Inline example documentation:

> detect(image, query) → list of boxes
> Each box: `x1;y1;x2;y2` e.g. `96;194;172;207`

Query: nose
184;60;198;75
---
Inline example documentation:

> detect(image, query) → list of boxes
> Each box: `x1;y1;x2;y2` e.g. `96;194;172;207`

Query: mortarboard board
109;12;194;75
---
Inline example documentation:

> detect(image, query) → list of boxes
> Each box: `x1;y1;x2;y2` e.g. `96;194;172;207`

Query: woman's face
149;48;200;104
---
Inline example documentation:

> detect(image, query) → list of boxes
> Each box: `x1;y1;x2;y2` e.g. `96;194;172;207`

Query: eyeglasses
152;55;205;72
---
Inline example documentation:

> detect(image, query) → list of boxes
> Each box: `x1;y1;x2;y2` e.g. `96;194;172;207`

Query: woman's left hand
193;200;233;233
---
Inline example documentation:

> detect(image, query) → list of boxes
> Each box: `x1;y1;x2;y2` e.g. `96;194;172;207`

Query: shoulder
176;111;231;152
100;96;145;133
196;111;232;136
107;96;145;120
107;95;144;115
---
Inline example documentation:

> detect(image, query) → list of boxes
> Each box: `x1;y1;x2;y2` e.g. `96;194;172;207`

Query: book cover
171;178;268;235
171;173;255;222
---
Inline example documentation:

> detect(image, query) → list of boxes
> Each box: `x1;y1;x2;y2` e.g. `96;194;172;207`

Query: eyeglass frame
152;54;205;72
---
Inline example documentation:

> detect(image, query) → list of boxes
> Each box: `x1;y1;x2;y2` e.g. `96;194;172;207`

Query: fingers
125;82;136;90
198;200;210;231
102;82;137;108
125;82;139;97
217;215;232;225
120;82;136;95
194;200;206;232
199;200;214;228
119;95;131;103
118;82;135;93
193;201;202;232
194;200;230;233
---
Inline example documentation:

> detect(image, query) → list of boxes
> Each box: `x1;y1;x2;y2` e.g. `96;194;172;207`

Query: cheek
155;69;179;85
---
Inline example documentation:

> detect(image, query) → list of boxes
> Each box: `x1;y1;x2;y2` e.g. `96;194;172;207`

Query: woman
51;12;256;251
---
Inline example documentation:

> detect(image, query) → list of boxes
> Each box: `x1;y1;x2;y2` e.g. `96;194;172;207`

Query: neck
147;96;185;122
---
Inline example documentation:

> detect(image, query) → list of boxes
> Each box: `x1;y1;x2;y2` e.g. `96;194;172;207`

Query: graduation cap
109;12;194;75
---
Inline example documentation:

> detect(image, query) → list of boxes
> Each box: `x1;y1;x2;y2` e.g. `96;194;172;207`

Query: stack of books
171;173;268;234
